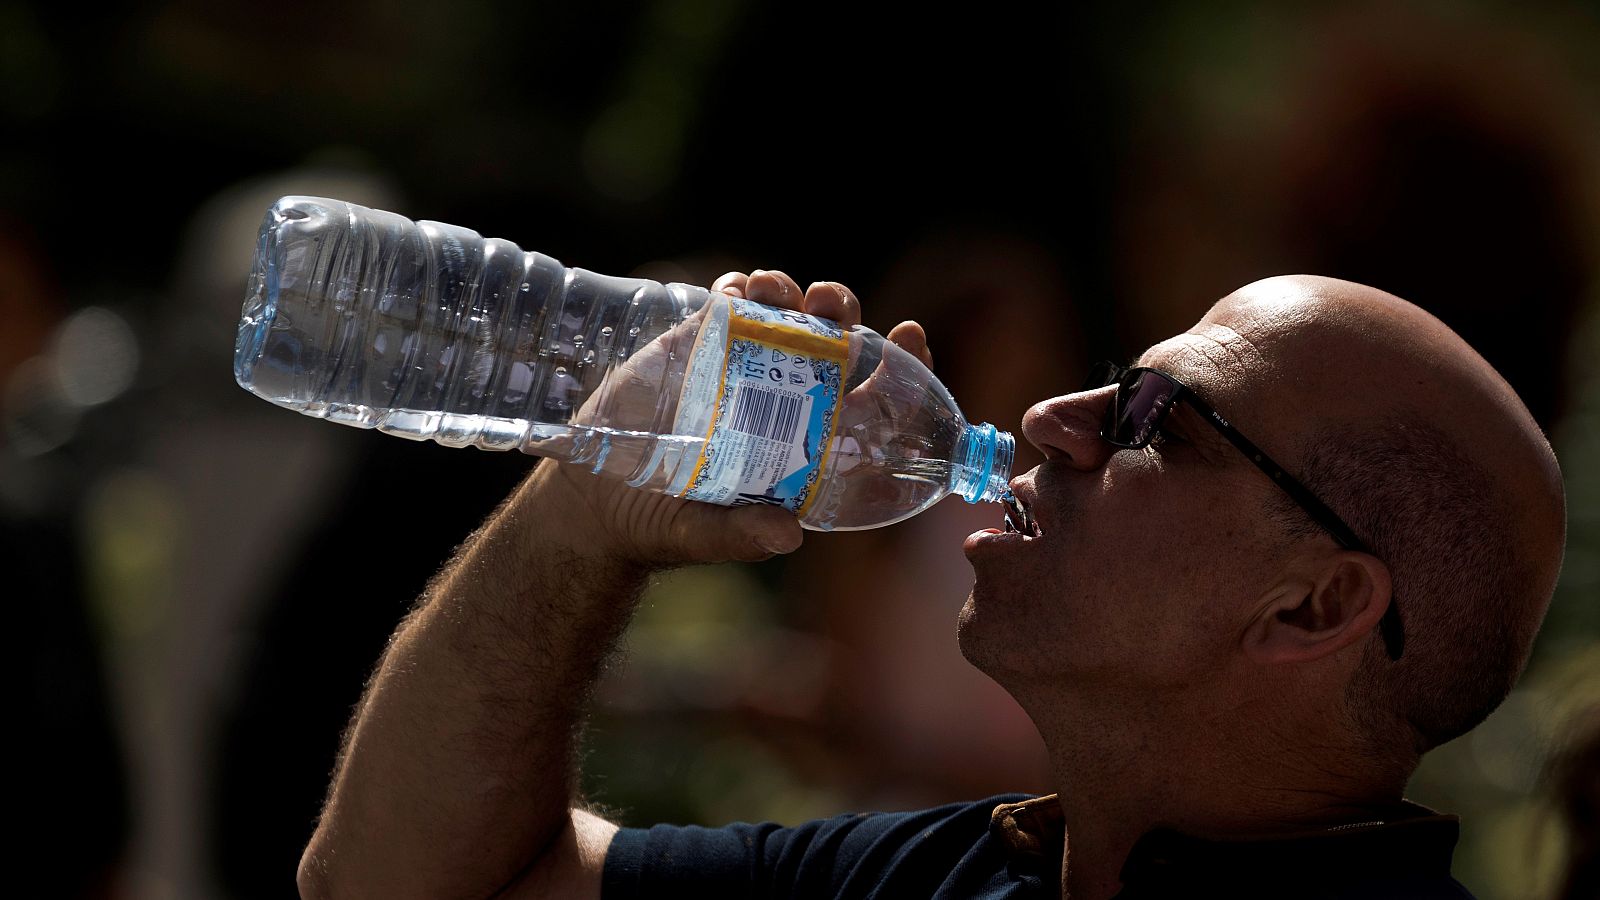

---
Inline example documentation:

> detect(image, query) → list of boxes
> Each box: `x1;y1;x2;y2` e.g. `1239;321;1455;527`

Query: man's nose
1021;384;1119;471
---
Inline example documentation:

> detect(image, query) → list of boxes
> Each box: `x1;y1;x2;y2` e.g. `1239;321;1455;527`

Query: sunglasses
1084;361;1405;662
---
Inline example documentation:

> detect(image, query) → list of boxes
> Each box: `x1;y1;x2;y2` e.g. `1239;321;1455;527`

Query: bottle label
679;298;849;514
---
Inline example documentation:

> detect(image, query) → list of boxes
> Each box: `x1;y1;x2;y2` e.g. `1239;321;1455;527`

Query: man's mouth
1000;490;1040;538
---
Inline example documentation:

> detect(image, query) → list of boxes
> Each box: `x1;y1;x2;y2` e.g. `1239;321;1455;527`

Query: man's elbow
297;843;333;900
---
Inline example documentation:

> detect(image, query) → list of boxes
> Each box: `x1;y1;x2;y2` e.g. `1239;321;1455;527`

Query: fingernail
758;533;799;554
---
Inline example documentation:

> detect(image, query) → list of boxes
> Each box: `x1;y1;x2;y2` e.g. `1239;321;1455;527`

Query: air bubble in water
554;366;567;378
600;326;614;338
628;326;641;336
520;282;530;291
573;334;584;346
583;349;595;363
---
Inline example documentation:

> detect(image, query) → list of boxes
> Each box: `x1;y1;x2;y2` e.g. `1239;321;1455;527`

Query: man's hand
534;268;934;569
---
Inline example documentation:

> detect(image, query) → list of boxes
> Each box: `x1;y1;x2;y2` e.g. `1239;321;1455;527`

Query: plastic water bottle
233;196;1014;531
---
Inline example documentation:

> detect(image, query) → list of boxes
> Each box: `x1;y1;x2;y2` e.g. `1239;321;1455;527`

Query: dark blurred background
5;1;1599;898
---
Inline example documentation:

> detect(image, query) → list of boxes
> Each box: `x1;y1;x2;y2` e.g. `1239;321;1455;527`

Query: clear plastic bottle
233;196;1014;530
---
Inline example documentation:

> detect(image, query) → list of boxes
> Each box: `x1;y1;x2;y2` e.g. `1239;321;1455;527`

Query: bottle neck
951;422;1015;504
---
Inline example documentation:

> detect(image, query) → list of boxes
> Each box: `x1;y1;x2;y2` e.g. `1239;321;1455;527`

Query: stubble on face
957;327;1297;700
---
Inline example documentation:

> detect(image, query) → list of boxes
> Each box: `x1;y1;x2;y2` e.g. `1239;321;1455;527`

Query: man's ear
1242;552;1393;665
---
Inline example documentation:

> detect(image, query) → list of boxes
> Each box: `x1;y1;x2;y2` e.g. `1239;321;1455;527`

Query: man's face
959;321;1300;694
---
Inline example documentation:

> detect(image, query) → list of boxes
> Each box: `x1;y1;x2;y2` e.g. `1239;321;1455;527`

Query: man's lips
963;527;1030;555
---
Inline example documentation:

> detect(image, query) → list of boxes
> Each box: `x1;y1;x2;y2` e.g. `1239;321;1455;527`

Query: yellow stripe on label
729;315;849;362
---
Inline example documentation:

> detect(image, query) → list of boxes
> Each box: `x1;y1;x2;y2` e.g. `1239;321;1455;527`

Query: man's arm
296;461;651;899
296;271;908;899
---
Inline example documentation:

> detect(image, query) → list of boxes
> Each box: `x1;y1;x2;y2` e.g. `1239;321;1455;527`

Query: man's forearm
299;463;648;899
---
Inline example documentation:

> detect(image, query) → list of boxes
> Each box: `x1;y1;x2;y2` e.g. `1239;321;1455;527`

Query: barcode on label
731;383;805;444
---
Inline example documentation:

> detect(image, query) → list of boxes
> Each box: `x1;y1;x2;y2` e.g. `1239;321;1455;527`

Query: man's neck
1025;688;1407;900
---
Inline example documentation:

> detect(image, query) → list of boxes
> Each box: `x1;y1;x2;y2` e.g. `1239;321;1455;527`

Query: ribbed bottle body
234;196;711;475
233;196;1013;530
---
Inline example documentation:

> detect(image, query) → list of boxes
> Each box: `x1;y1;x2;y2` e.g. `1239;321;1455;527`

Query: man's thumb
672;502;802;562
748;508;804;557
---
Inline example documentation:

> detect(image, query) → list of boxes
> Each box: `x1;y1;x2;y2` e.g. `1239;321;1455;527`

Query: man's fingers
744;269;805;311
886;320;934;370
712;271;748;298
803;281;862;329
713;271;863;331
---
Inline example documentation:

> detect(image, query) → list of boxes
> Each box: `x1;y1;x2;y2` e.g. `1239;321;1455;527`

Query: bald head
1204;275;1566;754
1203;275;1551;456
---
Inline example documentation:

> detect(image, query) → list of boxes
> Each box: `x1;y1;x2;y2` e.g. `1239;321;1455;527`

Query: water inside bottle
295;392;989;514
877;455;962;484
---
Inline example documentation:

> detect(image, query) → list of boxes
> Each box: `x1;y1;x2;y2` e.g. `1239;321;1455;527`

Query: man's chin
958;583;1063;689
956;591;997;673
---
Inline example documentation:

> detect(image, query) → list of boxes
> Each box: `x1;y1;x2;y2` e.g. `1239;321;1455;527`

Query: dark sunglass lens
1111;371;1177;445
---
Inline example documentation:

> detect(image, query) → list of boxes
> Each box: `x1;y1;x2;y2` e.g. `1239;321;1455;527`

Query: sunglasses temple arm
1185;396;1403;660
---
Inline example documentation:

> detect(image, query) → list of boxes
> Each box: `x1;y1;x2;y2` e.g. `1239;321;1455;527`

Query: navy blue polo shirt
601;793;1475;899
